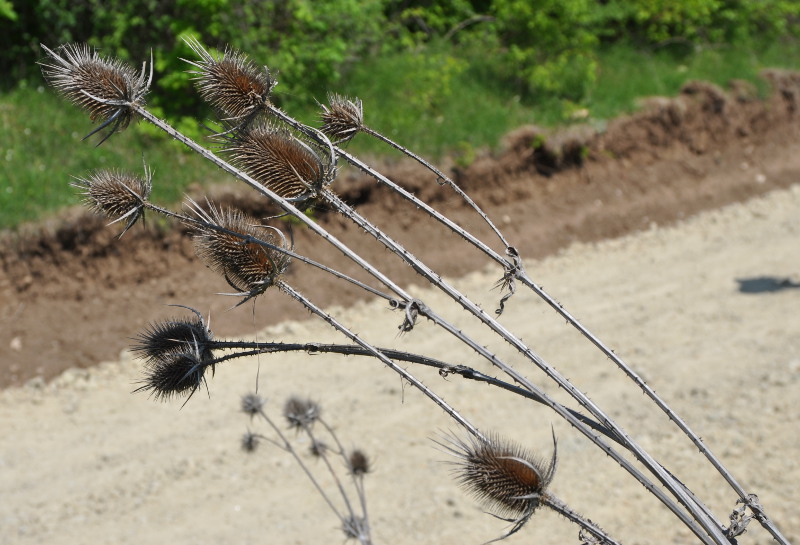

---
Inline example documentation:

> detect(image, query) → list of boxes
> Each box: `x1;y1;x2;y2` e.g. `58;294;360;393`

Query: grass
3;37;800;229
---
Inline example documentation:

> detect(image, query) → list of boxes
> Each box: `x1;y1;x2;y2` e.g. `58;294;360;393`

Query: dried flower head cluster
439;432;557;536
191;206;291;300
183;36;276;120
71;168;152;235
320;94;364;144
241;392;265;417
222;121;335;202
284;396;321;430
40;43;150;143
132;309;216;402
347;449;371;476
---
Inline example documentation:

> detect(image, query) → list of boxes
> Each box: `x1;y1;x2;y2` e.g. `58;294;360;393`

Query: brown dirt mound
2;73;800;388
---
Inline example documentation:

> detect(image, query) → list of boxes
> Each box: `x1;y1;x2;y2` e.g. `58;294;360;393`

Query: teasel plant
39;40;790;545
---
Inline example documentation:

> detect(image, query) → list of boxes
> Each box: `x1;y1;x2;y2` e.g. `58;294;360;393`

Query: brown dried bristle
71;169;151;236
40;43;146;131
283;396;321;430
192;207;291;298
441;432;557;521
224;121;332;200
320;94;363;143
348;449;371;476
184;38;275;119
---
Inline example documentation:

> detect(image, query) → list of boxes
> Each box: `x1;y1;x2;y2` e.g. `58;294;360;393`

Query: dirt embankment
2;73;800;387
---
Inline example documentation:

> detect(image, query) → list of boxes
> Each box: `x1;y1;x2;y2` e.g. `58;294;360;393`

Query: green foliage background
4;0;799;115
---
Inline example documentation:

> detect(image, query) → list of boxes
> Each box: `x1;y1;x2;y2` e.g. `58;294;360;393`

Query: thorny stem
358;124;512;249
540;493;620;545
277;280;486;442
132;102;724;544
320;189;729;544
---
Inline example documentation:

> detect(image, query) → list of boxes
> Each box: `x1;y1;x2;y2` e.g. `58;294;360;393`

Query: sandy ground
1;182;798;545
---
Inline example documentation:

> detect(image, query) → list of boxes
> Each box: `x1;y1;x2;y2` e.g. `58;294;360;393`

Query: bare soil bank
2;72;800;387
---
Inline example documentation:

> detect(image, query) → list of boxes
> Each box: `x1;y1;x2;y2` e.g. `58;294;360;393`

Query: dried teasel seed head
319;94;363;144
241;431;260;453
309;440;328;457
222;121;335;202
135;351;209;403
132;307;214;365
283;396;321;430
437;431;557;535
241;392;265;417
190;205;291;301
71;168;152;236
183;37;276;120
40;43;150;143
347;449;371;476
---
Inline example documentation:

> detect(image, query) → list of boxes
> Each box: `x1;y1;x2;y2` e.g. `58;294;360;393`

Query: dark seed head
223;120;335;201
184;37;275;119
241;393;265;417
40;43;148;138
283;396;321;430
191;206;291;299
309;440;328;457
438;432;557;523
347;449;371;476
72;168;151;235
132;314;214;365
241;431;260;453
320;94;363;144
135;352;208;402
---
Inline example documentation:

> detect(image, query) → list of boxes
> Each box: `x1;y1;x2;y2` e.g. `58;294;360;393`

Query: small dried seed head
132;314;214;365
309;440;328;457
40;43;148;140
135;352;208;402
347;449;371;476
439;432;557;524
72;168;152;235
223;121;335;201
241;393;265;417
283;396;321;430
191;206;291;299
320;94;363;144
241;431;260;453
184;37;275;119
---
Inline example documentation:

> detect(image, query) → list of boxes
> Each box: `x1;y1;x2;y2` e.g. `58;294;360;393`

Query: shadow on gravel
736;276;800;294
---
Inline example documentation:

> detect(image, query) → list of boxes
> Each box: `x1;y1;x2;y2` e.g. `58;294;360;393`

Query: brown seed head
191;206;291;299
320;94;364;144
40;43;148;139
347;449;371;476
183;37;275;119
283;396;321;430
72;168;152;235
241;392;265;417
223;121;334;201
439;432;557;523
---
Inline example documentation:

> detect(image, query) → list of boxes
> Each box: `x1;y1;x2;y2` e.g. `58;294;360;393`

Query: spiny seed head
223;120;335;201
183;37;275;119
320;94;363;144
135;352;209;403
40;43;149;141
283;396;321;430
71;168;152;235
241;393;265;417
310;440;328;457
241;431;260;453
438;432;557;524
191;206;291;299
132;315;214;365
347;449;371;476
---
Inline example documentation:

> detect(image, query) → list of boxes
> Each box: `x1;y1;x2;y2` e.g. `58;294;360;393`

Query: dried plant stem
129;102;725;544
358;124;512;249
540;493;620;545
